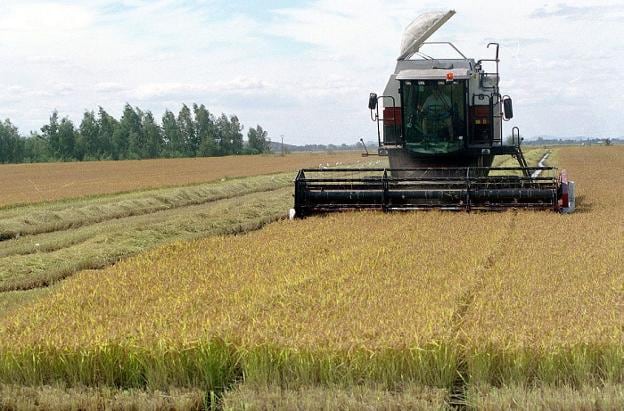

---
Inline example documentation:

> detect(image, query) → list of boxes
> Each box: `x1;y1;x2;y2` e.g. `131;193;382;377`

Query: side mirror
368;93;378;110
503;97;514;120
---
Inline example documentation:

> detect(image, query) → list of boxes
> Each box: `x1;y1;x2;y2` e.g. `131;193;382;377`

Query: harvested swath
466;384;624;410
221;384;450;411
0;188;293;292
0;173;294;239
0;212;512;390
0;152;364;207
0;384;205;411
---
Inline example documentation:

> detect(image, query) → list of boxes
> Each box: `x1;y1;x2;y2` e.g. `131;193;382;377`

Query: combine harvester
293;10;575;217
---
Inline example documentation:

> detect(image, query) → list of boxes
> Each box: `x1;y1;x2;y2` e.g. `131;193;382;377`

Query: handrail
420;42;467;59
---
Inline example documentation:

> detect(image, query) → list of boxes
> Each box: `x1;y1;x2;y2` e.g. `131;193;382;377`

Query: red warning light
446;72;454;81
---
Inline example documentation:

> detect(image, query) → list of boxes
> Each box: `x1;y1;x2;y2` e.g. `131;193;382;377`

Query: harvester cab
293;10;575;217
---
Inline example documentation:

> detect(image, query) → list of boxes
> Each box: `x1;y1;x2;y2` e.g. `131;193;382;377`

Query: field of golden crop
0;212;512;391
0;152;363;207
0;146;622;407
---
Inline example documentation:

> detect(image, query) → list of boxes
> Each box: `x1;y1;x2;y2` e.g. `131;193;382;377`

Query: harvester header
293;10;575;217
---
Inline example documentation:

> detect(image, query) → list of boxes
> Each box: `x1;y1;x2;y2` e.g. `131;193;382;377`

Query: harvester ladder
510;127;531;178
513;147;531;178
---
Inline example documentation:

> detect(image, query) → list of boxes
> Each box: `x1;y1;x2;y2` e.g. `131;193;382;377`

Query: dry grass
466;384;624;410
0;152;364;207
0;384;205;410
221;384;449;410
4;383;624;410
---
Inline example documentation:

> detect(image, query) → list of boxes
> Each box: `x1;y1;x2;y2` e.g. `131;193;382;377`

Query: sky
0;0;623;144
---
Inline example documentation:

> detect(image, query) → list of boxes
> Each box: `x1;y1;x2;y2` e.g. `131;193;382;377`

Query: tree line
0;103;271;164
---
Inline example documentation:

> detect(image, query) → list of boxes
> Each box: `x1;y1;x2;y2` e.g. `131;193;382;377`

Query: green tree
142;111;162;158
162;110;183;157
177;104;195;156
97;107;117;159
126;106;146;159
229;115;244;155
41;111;60;158
0;119;25;163
79;111;100;160
247;125;270;154
24;132;52;162
0;103;269;163
57;118;77;160
194;104;217;156
115;104;143;159
215;114;230;155
215;114;244;155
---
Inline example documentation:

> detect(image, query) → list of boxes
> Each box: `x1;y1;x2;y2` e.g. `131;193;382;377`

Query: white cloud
94;82;128;93
131;78;271;100
0;0;622;141
0;3;94;32
530;3;624;20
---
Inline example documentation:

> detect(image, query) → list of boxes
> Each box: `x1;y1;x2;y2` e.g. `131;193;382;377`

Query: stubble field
0;152;363;207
